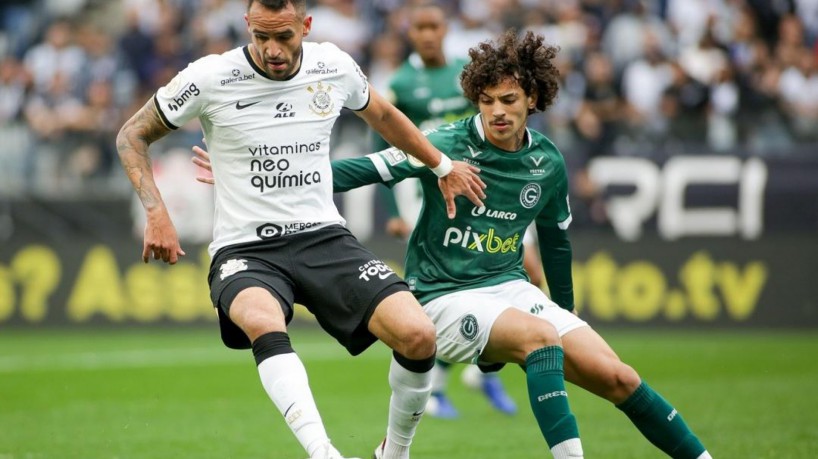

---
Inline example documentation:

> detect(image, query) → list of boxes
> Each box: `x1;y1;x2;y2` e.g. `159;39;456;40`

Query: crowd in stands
1;0;817;200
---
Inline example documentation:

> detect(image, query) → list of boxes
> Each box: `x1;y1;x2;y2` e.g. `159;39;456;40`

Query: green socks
525;346;580;448
617;382;706;459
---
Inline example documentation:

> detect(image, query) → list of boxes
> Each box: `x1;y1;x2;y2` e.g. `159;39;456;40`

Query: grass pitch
1;327;816;458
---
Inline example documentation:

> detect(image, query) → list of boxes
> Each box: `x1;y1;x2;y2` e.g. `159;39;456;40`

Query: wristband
430;154;453;178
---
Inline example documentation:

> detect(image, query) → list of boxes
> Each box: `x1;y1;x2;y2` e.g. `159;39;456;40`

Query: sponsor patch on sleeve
407;154;425;168
382;148;407;166
158;73;185;98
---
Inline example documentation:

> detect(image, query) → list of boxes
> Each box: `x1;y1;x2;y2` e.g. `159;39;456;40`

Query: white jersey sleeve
329;42;370;111
153;57;214;129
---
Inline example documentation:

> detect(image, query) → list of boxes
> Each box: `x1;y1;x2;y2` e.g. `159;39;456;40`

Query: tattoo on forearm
116;99;171;209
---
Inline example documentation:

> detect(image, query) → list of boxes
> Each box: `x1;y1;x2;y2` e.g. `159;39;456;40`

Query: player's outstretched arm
357;85;486;218
116;99;185;264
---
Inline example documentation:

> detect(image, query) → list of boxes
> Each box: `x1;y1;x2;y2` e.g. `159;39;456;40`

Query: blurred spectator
524;1;589;63
444;0;499;59
794;0;818;43
774;13;806;68
666;0;736;48
61;79;124;185
661;61;711;149
621;32;674;137
308;0;369;63
23;71;84;194
778;47;818;141
75;23;137;107
0;55;31;193
708;65;740;151
190;0;245;46
23;17;85;95
2;0;817;202
678;26;729;86
601;0;674;72
367;31;407;94
1;0;39;58
571;51;621;225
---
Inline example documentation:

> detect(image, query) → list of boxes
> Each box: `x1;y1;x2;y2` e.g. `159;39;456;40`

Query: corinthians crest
307;81;334;116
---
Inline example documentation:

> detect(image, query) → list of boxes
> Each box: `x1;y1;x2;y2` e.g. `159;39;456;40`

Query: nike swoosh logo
411;409;424;416
235;101;261;110
378;271;395;280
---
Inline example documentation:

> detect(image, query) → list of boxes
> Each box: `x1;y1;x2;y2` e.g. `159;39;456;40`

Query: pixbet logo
167;83;200;111
358;260;395;282
443;226;520;254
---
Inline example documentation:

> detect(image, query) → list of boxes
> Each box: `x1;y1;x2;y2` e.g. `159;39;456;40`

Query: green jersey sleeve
534;151;574;311
331;148;434;193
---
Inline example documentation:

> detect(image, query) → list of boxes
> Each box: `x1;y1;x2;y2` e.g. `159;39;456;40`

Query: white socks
429;361;449;393
257;353;329;458
383;356;433;459
550;438;584;458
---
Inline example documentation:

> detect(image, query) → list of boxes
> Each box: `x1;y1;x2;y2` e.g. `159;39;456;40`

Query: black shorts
208;224;408;354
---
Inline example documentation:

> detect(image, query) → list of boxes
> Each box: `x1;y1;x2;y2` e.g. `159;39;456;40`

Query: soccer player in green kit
337;30;713;459
373;1;518;419
195;29;712;459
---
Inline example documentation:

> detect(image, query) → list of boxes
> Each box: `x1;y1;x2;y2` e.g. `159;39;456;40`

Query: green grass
1;327;816;458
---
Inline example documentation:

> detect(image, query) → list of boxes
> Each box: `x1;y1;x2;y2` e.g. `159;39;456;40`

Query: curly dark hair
461;30;560;114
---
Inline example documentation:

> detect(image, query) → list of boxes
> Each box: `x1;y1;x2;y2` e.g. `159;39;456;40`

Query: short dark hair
247;0;306;16
409;1;446;15
461;30;560;113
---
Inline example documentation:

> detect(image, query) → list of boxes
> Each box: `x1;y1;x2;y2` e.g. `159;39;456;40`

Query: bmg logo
167;83;200;111
257;223;284;239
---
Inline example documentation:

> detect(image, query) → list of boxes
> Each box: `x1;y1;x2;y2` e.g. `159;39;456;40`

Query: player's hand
385;217;411;240
191;145;214;185
438;160;486;219
143;208;185;264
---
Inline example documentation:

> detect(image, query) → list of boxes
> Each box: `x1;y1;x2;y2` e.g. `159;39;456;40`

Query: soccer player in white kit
114;1;486;458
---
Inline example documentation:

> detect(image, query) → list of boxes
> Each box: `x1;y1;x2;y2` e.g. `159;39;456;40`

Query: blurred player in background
115;1;486;458
373;1;527;419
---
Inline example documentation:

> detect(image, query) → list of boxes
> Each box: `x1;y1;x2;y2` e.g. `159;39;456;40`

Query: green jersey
334;115;575;309
373;54;475;151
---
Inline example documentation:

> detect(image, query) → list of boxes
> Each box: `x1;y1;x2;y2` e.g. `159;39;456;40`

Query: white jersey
154;42;370;256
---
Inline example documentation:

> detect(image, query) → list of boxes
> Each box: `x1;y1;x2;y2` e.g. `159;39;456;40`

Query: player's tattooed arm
115;99;172;211
116;99;185;264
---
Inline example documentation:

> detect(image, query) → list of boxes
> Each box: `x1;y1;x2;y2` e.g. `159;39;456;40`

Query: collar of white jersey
473;114;533;149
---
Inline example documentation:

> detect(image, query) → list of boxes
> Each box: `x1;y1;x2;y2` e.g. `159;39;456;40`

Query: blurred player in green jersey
373;1;519;419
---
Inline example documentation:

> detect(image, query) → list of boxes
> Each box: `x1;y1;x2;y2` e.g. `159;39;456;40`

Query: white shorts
423;280;588;365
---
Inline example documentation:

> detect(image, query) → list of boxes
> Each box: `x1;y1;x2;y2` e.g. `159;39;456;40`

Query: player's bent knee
395;322;436;360
392;320;435;360
617;363;641;392
519;319;561;359
602;362;641;403
531;319;561;348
